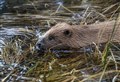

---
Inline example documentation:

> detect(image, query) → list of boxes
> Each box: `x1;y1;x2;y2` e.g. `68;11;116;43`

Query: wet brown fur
38;21;120;49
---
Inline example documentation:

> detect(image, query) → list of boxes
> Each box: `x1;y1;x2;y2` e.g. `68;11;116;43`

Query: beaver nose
35;43;45;54
36;43;43;49
35;38;45;52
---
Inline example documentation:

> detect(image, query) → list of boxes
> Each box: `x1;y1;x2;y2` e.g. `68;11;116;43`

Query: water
0;0;5;14
0;27;36;53
0;0;5;9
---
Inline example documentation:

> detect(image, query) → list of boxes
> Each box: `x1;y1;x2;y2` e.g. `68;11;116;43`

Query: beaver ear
63;29;72;37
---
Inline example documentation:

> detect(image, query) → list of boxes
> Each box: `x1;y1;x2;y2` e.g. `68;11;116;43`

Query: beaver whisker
48;43;65;51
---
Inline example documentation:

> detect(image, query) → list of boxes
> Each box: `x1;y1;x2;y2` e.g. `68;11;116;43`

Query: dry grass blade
102;3;119;14
80;70;120;82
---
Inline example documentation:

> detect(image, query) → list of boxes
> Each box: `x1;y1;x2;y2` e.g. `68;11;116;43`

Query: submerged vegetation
0;0;120;82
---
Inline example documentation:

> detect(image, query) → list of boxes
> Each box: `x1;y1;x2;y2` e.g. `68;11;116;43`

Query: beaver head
35;22;95;52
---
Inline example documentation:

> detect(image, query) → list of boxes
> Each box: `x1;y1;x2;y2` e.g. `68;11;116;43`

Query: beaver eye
63;29;72;37
48;35;55;41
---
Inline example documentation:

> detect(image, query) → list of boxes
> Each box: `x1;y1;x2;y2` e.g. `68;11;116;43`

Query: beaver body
36;21;120;51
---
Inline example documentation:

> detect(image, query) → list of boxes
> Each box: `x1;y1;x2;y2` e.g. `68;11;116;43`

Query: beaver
36;21;120;52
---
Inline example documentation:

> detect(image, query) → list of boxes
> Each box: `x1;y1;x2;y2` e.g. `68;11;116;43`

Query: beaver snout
35;42;45;53
35;38;45;53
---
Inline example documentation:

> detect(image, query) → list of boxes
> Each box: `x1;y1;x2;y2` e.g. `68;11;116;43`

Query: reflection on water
0;0;5;9
0;27;37;53
0;0;5;14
